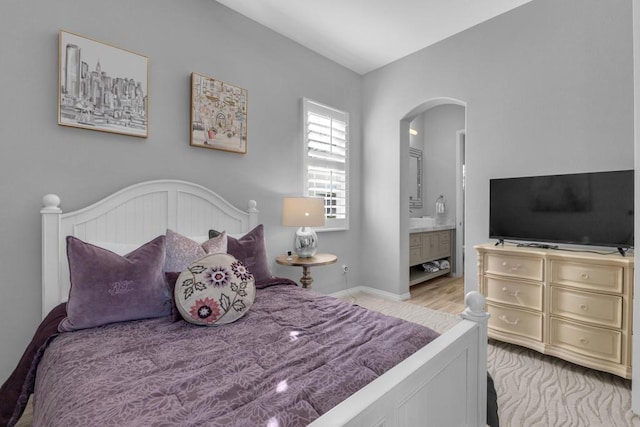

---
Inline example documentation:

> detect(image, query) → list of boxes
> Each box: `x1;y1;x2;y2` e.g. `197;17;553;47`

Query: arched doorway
400;98;467;313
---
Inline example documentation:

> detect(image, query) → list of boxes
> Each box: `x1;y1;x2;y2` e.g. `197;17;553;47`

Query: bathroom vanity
409;220;455;286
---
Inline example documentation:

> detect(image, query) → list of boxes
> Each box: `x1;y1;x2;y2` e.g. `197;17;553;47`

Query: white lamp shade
282;197;325;227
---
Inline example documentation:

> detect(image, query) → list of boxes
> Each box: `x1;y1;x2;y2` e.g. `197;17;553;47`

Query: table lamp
282;197;325;257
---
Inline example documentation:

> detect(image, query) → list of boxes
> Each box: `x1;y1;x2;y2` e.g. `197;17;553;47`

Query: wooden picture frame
190;72;248;154
58;30;149;138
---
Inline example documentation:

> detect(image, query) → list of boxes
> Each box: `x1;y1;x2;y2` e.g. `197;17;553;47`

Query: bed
8;179;489;426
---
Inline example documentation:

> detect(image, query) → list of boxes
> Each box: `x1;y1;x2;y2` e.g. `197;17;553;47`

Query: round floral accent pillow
175;253;255;326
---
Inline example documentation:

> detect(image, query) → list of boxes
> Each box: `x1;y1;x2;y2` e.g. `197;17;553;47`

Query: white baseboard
330;285;411;301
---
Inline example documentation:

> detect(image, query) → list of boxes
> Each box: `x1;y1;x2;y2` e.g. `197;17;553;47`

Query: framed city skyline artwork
58;30;149;138
190;72;248;154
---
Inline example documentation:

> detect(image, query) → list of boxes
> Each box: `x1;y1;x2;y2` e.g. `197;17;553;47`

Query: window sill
316;226;348;233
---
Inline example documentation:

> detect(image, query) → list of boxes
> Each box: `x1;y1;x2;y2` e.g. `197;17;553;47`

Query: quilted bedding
31;283;439;426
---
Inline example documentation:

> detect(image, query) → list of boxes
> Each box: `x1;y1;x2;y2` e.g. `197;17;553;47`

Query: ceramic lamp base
294;226;317;258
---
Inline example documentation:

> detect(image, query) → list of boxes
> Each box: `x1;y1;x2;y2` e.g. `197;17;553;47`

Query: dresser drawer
549;286;622;328
549;317;621;364
484;253;544;281
549;260;623;293
410;233;422;247
484;276;542;311
487;303;542;341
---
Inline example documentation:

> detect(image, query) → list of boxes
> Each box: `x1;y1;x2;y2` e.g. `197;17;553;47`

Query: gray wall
408;105;464;220
0;0;362;383
361;0;634;296
422;104;465;222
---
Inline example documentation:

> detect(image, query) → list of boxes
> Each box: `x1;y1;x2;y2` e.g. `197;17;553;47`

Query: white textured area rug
342;291;640;427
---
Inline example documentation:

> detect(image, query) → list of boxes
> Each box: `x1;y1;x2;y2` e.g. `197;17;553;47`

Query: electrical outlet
342;264;348;273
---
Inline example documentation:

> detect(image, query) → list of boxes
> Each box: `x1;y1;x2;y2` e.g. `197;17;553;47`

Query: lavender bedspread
0;303;66;427
29;284;439;426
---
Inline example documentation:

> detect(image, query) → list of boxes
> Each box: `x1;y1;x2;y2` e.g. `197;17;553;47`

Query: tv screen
489;170;634;249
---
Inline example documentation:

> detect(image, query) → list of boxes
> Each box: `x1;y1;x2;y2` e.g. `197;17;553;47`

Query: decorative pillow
59;235;170;332
211;224;273;281
175;253;255;326
164;229;227;272
87;242;141;256
209;229;244;239
164;271;182;322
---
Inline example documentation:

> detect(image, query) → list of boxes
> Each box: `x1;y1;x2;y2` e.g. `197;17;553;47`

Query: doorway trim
455;129;466;277
400;97;467;287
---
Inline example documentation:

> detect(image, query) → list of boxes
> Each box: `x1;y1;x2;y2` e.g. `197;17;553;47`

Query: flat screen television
489;170;634;250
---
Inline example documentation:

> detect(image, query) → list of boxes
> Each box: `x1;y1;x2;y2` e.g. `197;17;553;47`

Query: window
303;98;349;231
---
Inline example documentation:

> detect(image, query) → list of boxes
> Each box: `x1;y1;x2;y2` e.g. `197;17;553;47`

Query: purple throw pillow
59;235;170;332
165;271;183;322
164;229;227;273
226;224;273;281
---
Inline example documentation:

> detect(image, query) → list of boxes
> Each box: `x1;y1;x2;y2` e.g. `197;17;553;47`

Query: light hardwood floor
408;274;465;315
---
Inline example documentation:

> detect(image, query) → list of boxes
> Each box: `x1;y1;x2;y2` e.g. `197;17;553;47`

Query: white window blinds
303;98;349;230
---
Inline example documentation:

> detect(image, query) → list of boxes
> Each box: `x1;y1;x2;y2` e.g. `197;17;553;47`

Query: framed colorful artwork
190;72;248;154
58;30;149;138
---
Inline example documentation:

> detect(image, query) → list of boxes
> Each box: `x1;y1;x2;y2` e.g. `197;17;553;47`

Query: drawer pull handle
579;304;588;311
579;337;589;345
502;287;520;297
581;272;590;280
498;315;520;326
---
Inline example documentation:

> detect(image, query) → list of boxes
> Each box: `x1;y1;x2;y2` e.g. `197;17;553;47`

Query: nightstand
275;253;338;289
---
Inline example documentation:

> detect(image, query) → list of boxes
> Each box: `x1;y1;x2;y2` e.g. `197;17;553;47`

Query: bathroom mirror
409;147;423;208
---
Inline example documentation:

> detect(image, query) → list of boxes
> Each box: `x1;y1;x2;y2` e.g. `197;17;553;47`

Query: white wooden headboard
41;179;258;318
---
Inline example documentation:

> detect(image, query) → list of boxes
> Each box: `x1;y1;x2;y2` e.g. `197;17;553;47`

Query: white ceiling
216;0;533;75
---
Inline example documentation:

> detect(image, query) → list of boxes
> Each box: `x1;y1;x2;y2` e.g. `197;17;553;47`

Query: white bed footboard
310;291;489;427
41;180;258;318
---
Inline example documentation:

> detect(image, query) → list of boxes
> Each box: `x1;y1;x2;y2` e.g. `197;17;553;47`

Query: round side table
275;253;338;289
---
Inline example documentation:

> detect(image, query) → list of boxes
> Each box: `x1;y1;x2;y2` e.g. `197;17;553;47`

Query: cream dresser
476;243;634;378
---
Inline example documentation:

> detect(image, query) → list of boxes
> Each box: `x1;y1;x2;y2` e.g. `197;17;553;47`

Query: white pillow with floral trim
174;253;255;326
